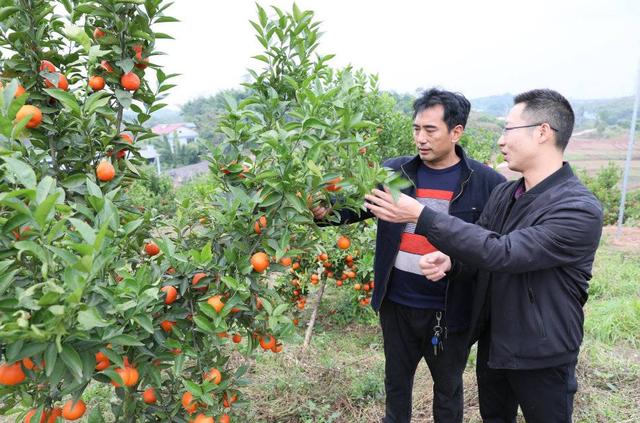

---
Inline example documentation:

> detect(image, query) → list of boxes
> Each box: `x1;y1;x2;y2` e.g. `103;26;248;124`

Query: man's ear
451;125;464;144
537;123;555;145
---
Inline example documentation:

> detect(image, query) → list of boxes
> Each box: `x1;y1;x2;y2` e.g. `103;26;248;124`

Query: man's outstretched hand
364;187;424;223
419;252;451;281
311;205;331;220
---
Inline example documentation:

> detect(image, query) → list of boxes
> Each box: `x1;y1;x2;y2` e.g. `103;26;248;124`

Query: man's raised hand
419;251;451;281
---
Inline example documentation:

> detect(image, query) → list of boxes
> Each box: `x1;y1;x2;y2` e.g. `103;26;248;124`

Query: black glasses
502;123;558;134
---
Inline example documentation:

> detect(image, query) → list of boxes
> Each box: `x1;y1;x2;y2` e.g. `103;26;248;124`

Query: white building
151;122;199;152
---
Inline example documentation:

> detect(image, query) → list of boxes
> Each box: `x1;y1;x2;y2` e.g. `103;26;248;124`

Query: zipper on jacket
527;285;547;337
450;169;474;205
442;168;473;334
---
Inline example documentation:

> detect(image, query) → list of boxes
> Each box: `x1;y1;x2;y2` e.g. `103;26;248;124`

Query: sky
153;0;640;109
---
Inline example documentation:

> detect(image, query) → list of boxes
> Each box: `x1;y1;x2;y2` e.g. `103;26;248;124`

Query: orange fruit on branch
193;414;215;423
116;133;133;159
250;252;269;272
259;334;276;351
61;400;86;421
112;364;139;387
96;160;115;182
39;60;56;72
16;105;42;129
93;28;105;39
161;285;178;304
192;272;208;291
145;241;160;256
337;236;351;250
142;387;157;404
207;295;225;313
203;368;222;385
44;73;68;90
120;72;140;91
160;320;175;333
0;362;25;385
88;75;105;91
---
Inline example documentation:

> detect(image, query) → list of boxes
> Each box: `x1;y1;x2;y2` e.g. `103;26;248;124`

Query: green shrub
126;166;176;216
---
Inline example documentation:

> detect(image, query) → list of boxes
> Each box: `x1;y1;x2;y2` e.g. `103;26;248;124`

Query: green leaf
35;176;56;205
273;303;289;316
45;343;58;377
115;58;135;74
257;4;268;27
252;54;269;63
86;177;103;199
34;192;60;228
15;241;47;264
123;219;143;235
64;23;91;51
108;335;144;346
11;343;48;361
61;174;86;190
132;30;153;42
155;15;179;23
184;380;203;396
154;32;174;39
84;91;111;115
3;157;37;189
44;88;80;115
68;218;96;245
0;6;20;21
114;89;133;109
87;406;105;423
5;341;23;362
60;345;83;381
48;305;65;315
133;314;154;334
46;246;78;267
78;308;111;330
0;269;18;296
220;275;239;291
193;315;216;333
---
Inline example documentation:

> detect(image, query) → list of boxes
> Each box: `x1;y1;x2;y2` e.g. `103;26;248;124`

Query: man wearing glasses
364;89;603;423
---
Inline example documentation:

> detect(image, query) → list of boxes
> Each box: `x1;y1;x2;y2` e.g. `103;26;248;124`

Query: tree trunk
301;278;326;353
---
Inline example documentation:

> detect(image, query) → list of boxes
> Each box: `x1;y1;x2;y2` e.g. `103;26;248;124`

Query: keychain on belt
431;311;444;356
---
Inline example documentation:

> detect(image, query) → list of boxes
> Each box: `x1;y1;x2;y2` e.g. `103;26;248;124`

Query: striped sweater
386;161;461;309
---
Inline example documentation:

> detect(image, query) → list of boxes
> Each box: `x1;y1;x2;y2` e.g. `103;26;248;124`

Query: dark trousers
476;335;578;423
379;299;470;423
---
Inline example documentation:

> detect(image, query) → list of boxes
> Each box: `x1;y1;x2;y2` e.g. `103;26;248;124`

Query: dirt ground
601;225;640;253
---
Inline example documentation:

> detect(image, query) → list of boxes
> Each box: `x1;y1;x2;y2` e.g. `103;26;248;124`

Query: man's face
413;105;458;167
498;103;539;173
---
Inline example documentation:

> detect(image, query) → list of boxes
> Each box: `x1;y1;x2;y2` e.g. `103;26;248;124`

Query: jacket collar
521;162;574;196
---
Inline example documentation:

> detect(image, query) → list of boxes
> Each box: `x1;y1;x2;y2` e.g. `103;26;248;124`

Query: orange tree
0;0;193;421
195;4;410;354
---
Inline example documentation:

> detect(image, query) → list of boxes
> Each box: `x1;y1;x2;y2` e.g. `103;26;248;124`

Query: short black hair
412;88;471;131
513;89;575;151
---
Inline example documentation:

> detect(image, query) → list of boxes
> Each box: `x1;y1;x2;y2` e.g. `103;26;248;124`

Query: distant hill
124;108;184;128
469;94;635;124
471;94;513;117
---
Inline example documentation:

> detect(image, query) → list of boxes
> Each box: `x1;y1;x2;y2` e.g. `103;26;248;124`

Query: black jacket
330;145;505;332
414;163;603;369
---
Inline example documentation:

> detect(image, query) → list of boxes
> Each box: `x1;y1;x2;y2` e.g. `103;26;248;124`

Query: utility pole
616;59;640;239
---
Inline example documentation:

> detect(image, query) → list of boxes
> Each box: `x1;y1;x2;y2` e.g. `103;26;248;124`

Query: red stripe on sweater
416;188;454;200
398;232;437;255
